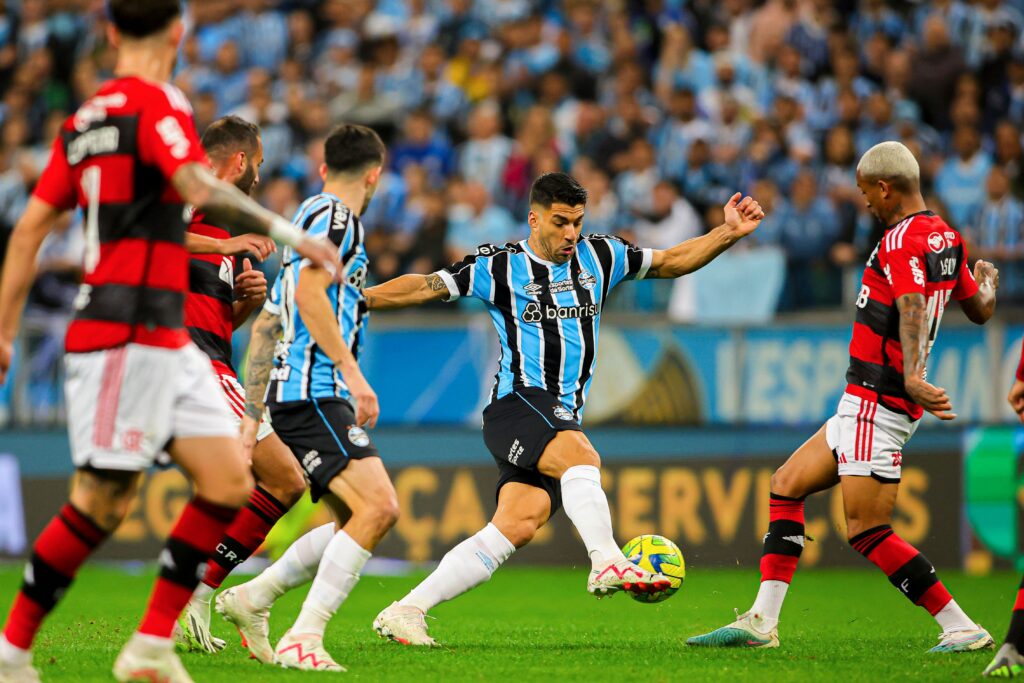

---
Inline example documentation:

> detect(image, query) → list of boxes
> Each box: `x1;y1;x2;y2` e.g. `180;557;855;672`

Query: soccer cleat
175;594;226;654
113;633;194;683
215;585;274;664
373;602;438;647
275;631;346;672
686;609;780;648
928;625;995;653
0;660;41;683
587;558;672;598
984;643;1024;677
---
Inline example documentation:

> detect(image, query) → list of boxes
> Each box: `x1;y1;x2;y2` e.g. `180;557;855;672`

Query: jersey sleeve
32;134;77;210
952;252;980;301
878;236;927;299
591;235;653;290
136;84;207;181
435;244;497;302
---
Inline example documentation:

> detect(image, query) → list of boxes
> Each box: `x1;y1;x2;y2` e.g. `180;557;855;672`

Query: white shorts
215;372;274;442
65;343;237;471
825;392;919;482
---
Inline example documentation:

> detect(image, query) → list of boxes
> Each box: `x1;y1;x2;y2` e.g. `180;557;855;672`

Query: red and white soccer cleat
274;631;346;672
373;602;438;647
215;585;274;664
587;558;672;598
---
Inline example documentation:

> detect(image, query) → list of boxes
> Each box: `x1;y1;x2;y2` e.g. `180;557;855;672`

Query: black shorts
268;397;379;502
482;387;582;515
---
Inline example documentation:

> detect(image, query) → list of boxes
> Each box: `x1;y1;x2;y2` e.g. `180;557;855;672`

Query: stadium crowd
2;0;1024;421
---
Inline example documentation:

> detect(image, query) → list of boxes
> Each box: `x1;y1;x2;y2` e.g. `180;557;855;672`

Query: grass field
0;564;1015;682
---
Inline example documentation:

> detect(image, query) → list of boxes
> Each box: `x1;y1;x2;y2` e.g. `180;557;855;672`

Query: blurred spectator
935;125;994;228
908;16;966;132
969;165;1024;299
458;102;514;198
446;180;518;258
629;180;702;250
391;109;455;188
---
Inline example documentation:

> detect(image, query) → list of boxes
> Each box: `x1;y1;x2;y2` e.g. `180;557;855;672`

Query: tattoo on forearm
426;274;446;291
896;293;929;379
243;310;283;419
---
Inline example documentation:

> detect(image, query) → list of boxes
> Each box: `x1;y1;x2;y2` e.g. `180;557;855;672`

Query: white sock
400;523;515;613
935;599;977;632
291;529;370;637
750;580;788;630
560;465;626;567
0;634;30;665
246;523;336;609
192;582;215;604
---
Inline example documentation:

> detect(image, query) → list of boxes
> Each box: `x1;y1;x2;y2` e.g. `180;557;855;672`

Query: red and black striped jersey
32;76;207;353
846;210;979;419
185;211;235;374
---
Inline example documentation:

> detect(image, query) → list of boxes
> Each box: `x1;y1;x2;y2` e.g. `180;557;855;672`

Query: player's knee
770;466;800;498
263;474;306;508
501;519;541;548
357;487;400;534
200;469;255;509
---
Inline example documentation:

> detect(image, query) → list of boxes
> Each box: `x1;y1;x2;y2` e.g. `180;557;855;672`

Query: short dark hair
201;115;260;160
107;0;181;39
529;172;587;208
324;124;386;176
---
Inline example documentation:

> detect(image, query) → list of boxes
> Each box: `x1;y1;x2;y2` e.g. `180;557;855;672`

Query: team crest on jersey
523;282;543;296
578;270;596;290
348;426;370;447
927;232;945;253
218;257;234;286
553;405;573;421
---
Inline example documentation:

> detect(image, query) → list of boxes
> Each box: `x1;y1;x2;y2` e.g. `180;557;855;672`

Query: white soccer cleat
275;630;346;672
175;593;226;654
113;633;194;683
215;585;275;664
373;602;438;647
686;609;780;648
0;660;41;683
928;625;995;653
587;558;672;598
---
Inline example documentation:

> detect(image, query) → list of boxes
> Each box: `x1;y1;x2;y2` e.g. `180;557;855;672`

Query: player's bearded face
235;141;263;196
531;203;585;264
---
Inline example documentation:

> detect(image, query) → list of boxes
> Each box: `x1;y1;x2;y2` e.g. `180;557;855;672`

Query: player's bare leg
181;433;305;656
113;436;251;683
841;474;992;653
535;431;670;597
375;483;545;646
273;457;398;671
0;470;139;682
689;425;837;647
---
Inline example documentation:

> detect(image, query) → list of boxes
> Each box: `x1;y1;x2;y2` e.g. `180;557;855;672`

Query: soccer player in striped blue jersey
220;124;400;672
368;172;765;646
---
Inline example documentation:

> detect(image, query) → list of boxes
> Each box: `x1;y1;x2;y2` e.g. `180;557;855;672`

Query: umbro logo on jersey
523;282;543;296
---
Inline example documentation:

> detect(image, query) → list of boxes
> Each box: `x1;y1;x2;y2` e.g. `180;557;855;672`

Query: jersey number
80;166;101;273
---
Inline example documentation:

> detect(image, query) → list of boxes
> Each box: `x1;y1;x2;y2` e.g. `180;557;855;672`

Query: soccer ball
621;534;685;603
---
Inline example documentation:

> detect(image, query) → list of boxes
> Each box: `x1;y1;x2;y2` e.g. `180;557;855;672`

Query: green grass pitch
0;565;1014;682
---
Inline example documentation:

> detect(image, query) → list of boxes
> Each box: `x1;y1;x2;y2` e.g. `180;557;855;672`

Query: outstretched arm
645;193;765;279
364;273;450;310
185;232;276;262
0;197;64;383
958;260;998;324
897;293;955;420
172;163;336;274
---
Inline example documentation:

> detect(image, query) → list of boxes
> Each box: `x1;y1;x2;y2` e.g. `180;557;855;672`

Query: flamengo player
216;125;400;671
365;173;764;646
0;3;336;682
982;346;1024;677
689;141;999;652
175;116;306;657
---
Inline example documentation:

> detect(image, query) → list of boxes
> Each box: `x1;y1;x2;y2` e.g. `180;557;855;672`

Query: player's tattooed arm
242;308;283;420
172;163;339;275
363;273;451;310
896;292;955;420
646;193;764;279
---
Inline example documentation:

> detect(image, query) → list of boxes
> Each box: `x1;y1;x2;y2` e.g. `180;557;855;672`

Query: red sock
137;497;238;638
3;504;108;649
202;486;289;589
850;524;952;615
759;493;805;583
1005;575;1024;648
